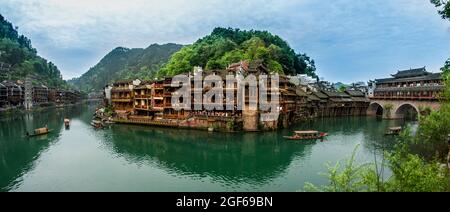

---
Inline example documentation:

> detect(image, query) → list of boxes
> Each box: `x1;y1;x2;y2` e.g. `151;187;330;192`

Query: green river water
0;102;407;191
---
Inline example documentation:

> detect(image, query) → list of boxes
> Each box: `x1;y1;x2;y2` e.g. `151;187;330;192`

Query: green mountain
0;14;66;87
69;43;182;92
158;27;317;77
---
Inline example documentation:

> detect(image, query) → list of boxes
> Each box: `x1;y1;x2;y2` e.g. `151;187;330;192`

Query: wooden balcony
154;85;164;89
111;87;131;92
112;98;133;102
164;114;181;119
134;94;152;99
134;105;150;110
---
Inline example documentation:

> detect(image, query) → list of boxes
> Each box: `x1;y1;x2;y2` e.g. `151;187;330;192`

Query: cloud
0;0;449;81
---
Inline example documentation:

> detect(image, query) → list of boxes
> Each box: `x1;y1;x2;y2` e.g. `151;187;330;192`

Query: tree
338;85;347;92
383;104;393;119
431;0;450;20
158;27;317;77
0;14;67;87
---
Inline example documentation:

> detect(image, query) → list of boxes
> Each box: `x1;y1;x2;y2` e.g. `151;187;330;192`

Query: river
0;102;408;191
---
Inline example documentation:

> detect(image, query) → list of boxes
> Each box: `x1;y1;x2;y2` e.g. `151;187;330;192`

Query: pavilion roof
375;73;442;84
391;67;429;78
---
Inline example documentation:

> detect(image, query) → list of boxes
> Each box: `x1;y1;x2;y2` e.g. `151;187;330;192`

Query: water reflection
103;125;315;186
0;105;84;191
281;116;402;156
0;103;411;191
101;116;403;187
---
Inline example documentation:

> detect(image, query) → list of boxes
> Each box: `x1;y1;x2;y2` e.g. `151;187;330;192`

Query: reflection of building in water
0;108;66;191
106;125;314;184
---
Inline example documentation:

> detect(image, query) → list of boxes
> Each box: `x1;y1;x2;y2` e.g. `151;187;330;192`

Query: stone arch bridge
367;100;441;119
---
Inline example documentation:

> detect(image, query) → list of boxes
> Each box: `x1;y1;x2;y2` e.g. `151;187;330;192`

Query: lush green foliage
383;104;393;118
306;63;450;192
304;144;450;192
304;145;371;192
69;44;182;92
305;2;450;193
158;27;317;77
400;60;450;160
338;85;347;92
431;0;450;20
0;14;66;87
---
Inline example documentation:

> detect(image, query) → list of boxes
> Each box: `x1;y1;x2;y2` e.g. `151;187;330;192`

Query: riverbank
0;100;90;118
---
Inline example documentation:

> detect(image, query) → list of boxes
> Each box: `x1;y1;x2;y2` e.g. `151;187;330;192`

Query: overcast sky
1;0;449;82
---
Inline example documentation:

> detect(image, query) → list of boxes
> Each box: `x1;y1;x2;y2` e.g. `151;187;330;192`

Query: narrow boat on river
385;127;402;136
26;127;52;137
64;118;70;128
284;130;328;140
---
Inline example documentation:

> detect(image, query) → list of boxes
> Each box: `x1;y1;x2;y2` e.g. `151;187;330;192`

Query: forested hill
158;27;317;78
70;28;317;92
0;14;66;87
68;43;182;92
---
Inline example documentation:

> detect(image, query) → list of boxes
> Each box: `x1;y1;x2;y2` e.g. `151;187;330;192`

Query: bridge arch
367;102;384;116
395;103;419;120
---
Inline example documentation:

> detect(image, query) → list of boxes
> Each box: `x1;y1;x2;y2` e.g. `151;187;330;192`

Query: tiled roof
392;67;429;78
113;80;133;85
295;88;307;97
1;81;20;87
329;98;352;102
351;97;370;102
376;72;442;84
321;90;350;98
313;91;328;99
227;60;249;72
134;84;153;89
307;94;320;101
345;90;365;97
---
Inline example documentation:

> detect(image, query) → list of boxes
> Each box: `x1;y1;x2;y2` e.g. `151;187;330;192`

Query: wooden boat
385;127;402;135
26;127;52;137
284;130;328;140
91;119;104;129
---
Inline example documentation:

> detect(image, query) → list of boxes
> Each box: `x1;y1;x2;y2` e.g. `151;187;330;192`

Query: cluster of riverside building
0;80;82;111
103;61;444;132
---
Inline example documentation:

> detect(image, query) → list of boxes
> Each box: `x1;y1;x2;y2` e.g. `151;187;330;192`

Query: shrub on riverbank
405;61;449;160
305;65;450;192
304;144;450;192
